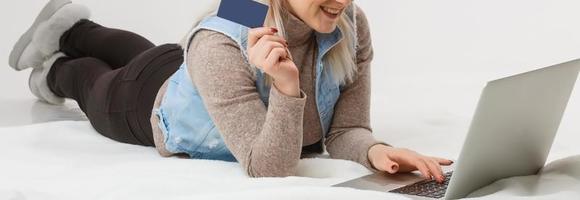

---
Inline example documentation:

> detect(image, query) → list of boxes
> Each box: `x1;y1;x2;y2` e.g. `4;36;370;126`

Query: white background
1;0;579;161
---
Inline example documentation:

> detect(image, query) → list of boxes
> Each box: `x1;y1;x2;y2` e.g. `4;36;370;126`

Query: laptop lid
445;59;580;199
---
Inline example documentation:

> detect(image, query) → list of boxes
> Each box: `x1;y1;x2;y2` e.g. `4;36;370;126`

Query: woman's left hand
368;144;454;183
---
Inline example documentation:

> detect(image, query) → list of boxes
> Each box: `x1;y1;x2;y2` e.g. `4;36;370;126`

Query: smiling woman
286;0;347;33
8;0;452;180
266;0;357;86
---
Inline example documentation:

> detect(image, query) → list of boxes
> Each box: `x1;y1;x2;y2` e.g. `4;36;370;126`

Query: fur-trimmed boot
9;0;90;71
29;52;67;105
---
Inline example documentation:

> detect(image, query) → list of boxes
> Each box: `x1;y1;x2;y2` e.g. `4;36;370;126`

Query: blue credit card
217;0;269;28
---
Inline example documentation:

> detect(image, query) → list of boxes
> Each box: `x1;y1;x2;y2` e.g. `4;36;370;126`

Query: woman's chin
314;25;338;34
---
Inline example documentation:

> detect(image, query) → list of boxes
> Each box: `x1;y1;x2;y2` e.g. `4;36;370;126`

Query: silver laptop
333;59;580;199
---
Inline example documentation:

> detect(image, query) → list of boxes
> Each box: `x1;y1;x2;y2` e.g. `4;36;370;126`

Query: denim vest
155;8;356;161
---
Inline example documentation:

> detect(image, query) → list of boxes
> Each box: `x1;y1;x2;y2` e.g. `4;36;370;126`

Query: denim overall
155;8;356;161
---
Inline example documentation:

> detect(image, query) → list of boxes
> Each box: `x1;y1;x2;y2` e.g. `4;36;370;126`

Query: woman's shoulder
185;29;257;79
188;29;241;51
351;4;373;61
353;4;371;36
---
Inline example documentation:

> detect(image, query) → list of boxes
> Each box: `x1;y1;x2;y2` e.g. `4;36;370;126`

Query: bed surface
1;120;579;200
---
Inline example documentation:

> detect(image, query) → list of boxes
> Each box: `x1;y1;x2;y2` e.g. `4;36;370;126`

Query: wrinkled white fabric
0;121;579;200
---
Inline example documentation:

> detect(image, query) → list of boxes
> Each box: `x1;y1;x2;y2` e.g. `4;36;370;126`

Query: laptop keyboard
389;171;453;199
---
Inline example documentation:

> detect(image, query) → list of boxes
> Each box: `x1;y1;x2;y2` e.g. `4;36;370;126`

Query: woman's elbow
246;160;298;178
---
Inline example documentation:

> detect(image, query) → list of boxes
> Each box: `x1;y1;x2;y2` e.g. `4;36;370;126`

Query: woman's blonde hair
265;0;358;85
182;0;358;85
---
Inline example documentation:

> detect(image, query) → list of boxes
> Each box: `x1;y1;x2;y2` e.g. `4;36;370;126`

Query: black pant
47;19;183;146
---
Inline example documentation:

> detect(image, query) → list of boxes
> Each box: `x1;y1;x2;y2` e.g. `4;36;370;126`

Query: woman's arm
324;5;385;171
187;30;306;177
326;6;453;182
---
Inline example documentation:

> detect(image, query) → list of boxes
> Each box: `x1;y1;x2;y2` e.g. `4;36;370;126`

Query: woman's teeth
321;6;341;15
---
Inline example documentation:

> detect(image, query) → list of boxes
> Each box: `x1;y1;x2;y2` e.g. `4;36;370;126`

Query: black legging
47;19;183;146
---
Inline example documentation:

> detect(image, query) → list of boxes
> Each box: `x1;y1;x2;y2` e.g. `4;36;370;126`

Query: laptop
333;59;580;199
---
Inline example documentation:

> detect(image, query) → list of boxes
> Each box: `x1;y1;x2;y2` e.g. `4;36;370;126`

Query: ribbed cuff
352;133;390;172
268;84;307;113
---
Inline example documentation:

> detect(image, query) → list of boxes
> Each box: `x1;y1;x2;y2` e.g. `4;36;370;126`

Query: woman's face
285;0;353;33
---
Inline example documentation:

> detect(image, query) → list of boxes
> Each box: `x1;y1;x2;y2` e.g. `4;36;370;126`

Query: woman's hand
368;144;454;183
248;27;300;97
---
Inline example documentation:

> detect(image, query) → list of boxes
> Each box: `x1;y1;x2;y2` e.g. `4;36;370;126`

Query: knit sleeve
186;30;308;177
324;5;389;171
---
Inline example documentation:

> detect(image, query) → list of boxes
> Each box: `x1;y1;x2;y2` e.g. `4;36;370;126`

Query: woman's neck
282;9;314;47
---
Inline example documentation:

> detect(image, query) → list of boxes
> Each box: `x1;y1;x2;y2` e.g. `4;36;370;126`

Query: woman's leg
59;19;156;68
47;44;183;146
11;1;183;146
47;56;110;113
47;19;183;146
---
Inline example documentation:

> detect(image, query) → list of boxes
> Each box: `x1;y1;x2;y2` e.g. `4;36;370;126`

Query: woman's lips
321;6;342;19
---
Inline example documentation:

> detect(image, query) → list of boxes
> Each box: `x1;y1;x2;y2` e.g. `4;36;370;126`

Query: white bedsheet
0;121;579;200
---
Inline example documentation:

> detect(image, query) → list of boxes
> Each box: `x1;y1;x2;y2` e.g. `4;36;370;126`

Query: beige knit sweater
150;5;386;177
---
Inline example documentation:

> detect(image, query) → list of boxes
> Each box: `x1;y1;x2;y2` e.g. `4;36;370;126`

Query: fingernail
271;27;278;33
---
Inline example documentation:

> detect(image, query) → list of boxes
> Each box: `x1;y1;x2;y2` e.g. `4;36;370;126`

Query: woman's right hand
248;27;300;97
368;144;454;183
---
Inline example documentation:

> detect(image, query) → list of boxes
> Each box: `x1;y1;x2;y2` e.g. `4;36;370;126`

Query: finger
249;41;286;69
414;160;432;180
378;156;400;174
255;40;286;61
248;27;278;47
263;47;288;73
431;157;454;166
257;35;287;47
426;159;444;183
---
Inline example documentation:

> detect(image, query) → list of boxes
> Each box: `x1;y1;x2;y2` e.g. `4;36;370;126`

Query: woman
9;0;452;180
